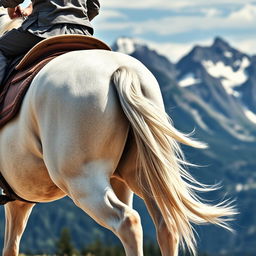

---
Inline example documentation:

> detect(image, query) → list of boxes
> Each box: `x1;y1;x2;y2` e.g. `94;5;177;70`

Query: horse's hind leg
110;177;178;256
119;179;179;256
3;201;35;256
118;137;179;256
119;180;179;256
144;197;179;256
63;163;143;256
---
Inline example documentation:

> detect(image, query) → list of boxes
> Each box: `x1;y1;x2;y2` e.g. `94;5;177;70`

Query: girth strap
0;172;36;205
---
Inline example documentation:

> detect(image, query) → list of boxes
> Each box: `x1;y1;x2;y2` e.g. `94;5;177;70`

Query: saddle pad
0;53;62;128
0;35;111;129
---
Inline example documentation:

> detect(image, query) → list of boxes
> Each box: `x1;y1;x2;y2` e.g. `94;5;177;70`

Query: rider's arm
0;0;24;8
87;0;100;21
0;0;31;19
7;6;22;18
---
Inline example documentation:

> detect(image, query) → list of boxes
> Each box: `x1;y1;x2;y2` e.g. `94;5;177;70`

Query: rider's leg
0;28;42;58
0;28;42;85
0;50;7;84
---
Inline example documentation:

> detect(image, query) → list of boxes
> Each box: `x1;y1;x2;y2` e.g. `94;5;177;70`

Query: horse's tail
112;67;237;254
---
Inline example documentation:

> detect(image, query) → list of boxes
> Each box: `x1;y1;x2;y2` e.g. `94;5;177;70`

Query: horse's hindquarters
0;50;160;203
28;51;131;195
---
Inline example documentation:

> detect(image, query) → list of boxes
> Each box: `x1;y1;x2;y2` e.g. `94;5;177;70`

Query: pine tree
56;227;79;256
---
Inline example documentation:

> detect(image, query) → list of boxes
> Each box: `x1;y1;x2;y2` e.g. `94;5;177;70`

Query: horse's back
33;50;163;107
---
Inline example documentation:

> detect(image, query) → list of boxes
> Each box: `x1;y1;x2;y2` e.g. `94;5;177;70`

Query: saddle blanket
0;52;63;128
0;35;111;129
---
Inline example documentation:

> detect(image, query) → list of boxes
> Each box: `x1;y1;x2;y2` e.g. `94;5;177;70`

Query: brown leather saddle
0;35;111;205
0;35;111;129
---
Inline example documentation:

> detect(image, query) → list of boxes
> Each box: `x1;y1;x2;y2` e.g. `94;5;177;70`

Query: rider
0;0;100;85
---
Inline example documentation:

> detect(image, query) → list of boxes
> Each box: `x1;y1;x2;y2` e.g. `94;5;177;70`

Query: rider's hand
7;6;23;19
21;3;33;17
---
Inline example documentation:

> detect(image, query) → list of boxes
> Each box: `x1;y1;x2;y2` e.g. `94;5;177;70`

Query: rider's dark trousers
0;28;42;84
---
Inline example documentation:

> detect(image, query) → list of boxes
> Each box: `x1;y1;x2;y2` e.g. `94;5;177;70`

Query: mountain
0;36;256;256
177;37;249;114
112;37;177;83
114;37;256;141
176;37;256;142
238;55;256;113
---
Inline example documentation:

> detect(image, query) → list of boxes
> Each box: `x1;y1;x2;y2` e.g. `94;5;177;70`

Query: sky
21;0;256;62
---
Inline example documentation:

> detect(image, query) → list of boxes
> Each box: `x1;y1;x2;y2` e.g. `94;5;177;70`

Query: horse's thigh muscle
111;177;134;207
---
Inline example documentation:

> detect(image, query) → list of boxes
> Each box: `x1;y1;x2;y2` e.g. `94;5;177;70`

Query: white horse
0;9;236;256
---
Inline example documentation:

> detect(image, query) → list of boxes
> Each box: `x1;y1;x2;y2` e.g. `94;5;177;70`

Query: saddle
0;35;111;129
0;35;111;205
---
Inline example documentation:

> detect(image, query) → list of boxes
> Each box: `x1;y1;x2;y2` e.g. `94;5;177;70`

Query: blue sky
21;0;256;61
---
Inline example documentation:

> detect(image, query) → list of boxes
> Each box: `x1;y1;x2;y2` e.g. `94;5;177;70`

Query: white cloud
200;8;223;17
228;38;256;57
97;21;131;31
102;0;190;9
145;41;194;62
229;4;256;21
102;0;253;10
96;10;127;22
97;4;256;36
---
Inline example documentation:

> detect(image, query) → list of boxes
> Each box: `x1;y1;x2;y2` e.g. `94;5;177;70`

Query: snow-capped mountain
112;37;177;82
114;36;256;141
177;37;248;98
178;37;250;95
176;37;256;141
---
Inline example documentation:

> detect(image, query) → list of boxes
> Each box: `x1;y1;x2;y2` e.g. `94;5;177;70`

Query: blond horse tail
112;67;237;255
